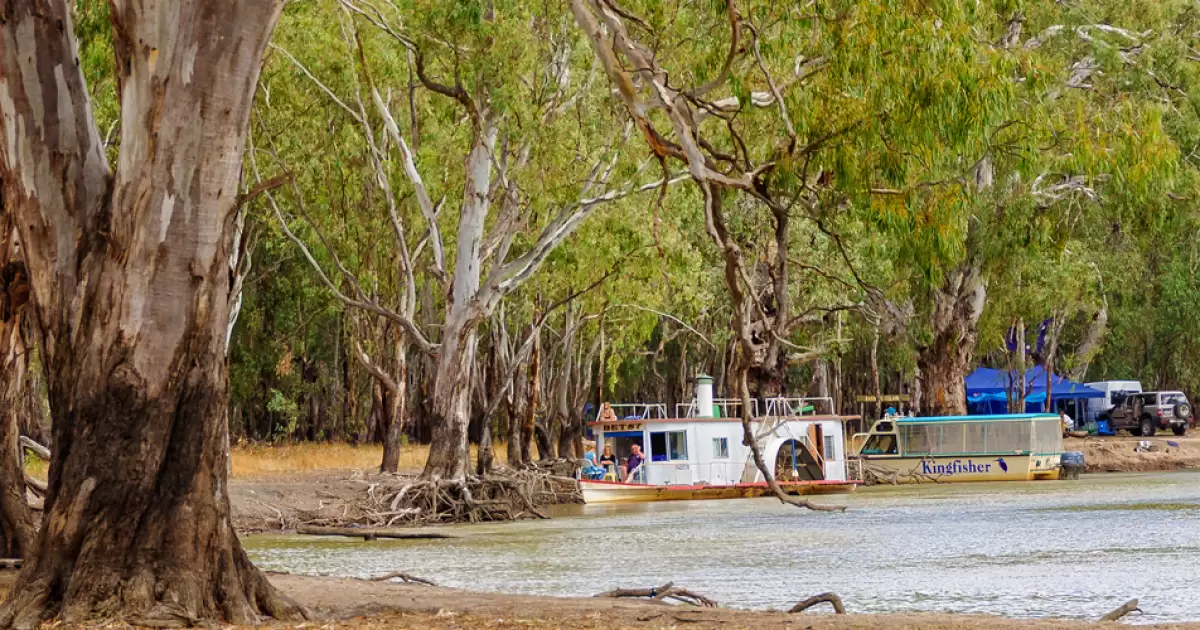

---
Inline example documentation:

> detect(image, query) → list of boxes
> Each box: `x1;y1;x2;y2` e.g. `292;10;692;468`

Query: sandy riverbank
0;571;1172;629
1065;434;1200;472
259;573;1191;629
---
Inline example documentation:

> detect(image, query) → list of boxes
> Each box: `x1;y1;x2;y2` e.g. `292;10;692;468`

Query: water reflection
245;471;1200;624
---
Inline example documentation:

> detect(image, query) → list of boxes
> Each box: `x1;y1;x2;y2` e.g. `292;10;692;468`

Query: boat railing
762;397;834;417
846;458;865;482
644;460;751;485
640;458;854;486
848;432;870;455
594;403;669;422
675;398;759;419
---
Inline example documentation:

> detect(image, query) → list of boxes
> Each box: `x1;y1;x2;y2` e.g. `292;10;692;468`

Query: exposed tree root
789;592;846;614
1100;598;1140;622
367;571;437;586
301;469;580;528
595;582;718;607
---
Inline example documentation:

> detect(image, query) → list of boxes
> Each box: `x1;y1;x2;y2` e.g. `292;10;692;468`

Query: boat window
860;434;897;455
650;431;688;461
901;424;936;454
902;421;1019;455
823;434;838;461
1031;419;1062;454
964;422;988;453
942;423;966;453
712;437;729;459
985;421;1032;453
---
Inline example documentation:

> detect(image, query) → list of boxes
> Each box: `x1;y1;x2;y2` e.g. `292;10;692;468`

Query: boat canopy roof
894;413;1057;424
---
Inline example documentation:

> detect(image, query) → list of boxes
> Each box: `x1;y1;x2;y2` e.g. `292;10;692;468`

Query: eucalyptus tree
269;0;674;481
899;0;1199;413
0;0;304;624
569;0;1041;506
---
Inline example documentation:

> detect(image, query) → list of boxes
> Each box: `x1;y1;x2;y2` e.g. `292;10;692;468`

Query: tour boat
852;413;1065;483
580;377;860;504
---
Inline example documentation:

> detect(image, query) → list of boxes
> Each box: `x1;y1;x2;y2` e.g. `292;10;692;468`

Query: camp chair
602;464;618;482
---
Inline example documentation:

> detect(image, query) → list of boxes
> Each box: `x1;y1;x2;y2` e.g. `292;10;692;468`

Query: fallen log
595;582;718;607
296;525;456;541
1100;598;1140;622
19;437;49;460
367;571;437;586
24;473;46;495
789;592;845;614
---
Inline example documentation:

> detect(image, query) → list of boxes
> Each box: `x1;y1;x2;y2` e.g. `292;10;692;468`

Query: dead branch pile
301;469;581;527
860;461;944;486
595;582;717;607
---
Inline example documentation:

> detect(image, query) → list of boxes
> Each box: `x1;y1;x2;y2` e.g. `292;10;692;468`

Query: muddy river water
246;471;1200;624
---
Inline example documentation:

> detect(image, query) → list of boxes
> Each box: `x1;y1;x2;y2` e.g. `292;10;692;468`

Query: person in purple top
621;444;645;483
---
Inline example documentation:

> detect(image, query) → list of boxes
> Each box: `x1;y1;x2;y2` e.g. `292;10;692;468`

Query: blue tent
965;366;1104;414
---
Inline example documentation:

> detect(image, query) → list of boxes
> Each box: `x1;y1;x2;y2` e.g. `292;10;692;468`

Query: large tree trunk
421;317;478;481
506;360;528;468
916;264;987;416
1068;301;1107;381
379;335;407;474
0;222;36;558
520;328;541;464
0;0;303;625
870;323;882;419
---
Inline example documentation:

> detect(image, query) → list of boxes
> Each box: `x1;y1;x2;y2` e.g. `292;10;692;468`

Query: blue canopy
965;366;1103;414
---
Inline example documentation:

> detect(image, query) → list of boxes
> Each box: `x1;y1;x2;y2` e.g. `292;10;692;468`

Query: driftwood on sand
1100;598;1140;622
297;526;456;540
789;592;846;614
595;582;718;607
367;571;437;586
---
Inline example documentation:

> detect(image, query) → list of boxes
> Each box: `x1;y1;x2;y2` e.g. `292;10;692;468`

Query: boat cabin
852;412;1065;482
588;379;855;487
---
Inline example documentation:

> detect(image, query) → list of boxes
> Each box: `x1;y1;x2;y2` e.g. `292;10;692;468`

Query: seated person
581;444;606;480
598;444;618;471
620;444;646;483
598;403;617;423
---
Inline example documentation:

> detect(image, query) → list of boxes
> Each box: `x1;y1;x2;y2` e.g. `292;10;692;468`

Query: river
245;471;1200;624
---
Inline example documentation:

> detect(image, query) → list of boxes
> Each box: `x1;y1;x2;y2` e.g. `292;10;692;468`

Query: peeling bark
0;208;36;559
0;0;303;624
916;264;987;416
1068;300;1107;381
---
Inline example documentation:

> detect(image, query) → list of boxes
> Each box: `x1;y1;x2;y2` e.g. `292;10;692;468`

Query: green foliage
187;0;1200;431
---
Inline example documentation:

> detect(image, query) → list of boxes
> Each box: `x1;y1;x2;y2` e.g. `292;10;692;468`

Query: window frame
649;430;689;462
823;434;838;461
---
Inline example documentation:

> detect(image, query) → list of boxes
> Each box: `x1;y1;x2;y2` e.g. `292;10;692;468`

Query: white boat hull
580;479;857;504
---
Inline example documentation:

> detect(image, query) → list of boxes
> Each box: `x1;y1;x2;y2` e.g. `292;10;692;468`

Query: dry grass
23;453;47;479
231;442;509;478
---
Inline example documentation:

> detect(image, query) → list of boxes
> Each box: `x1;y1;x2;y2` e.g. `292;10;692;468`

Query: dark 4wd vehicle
1100;391;1192;437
